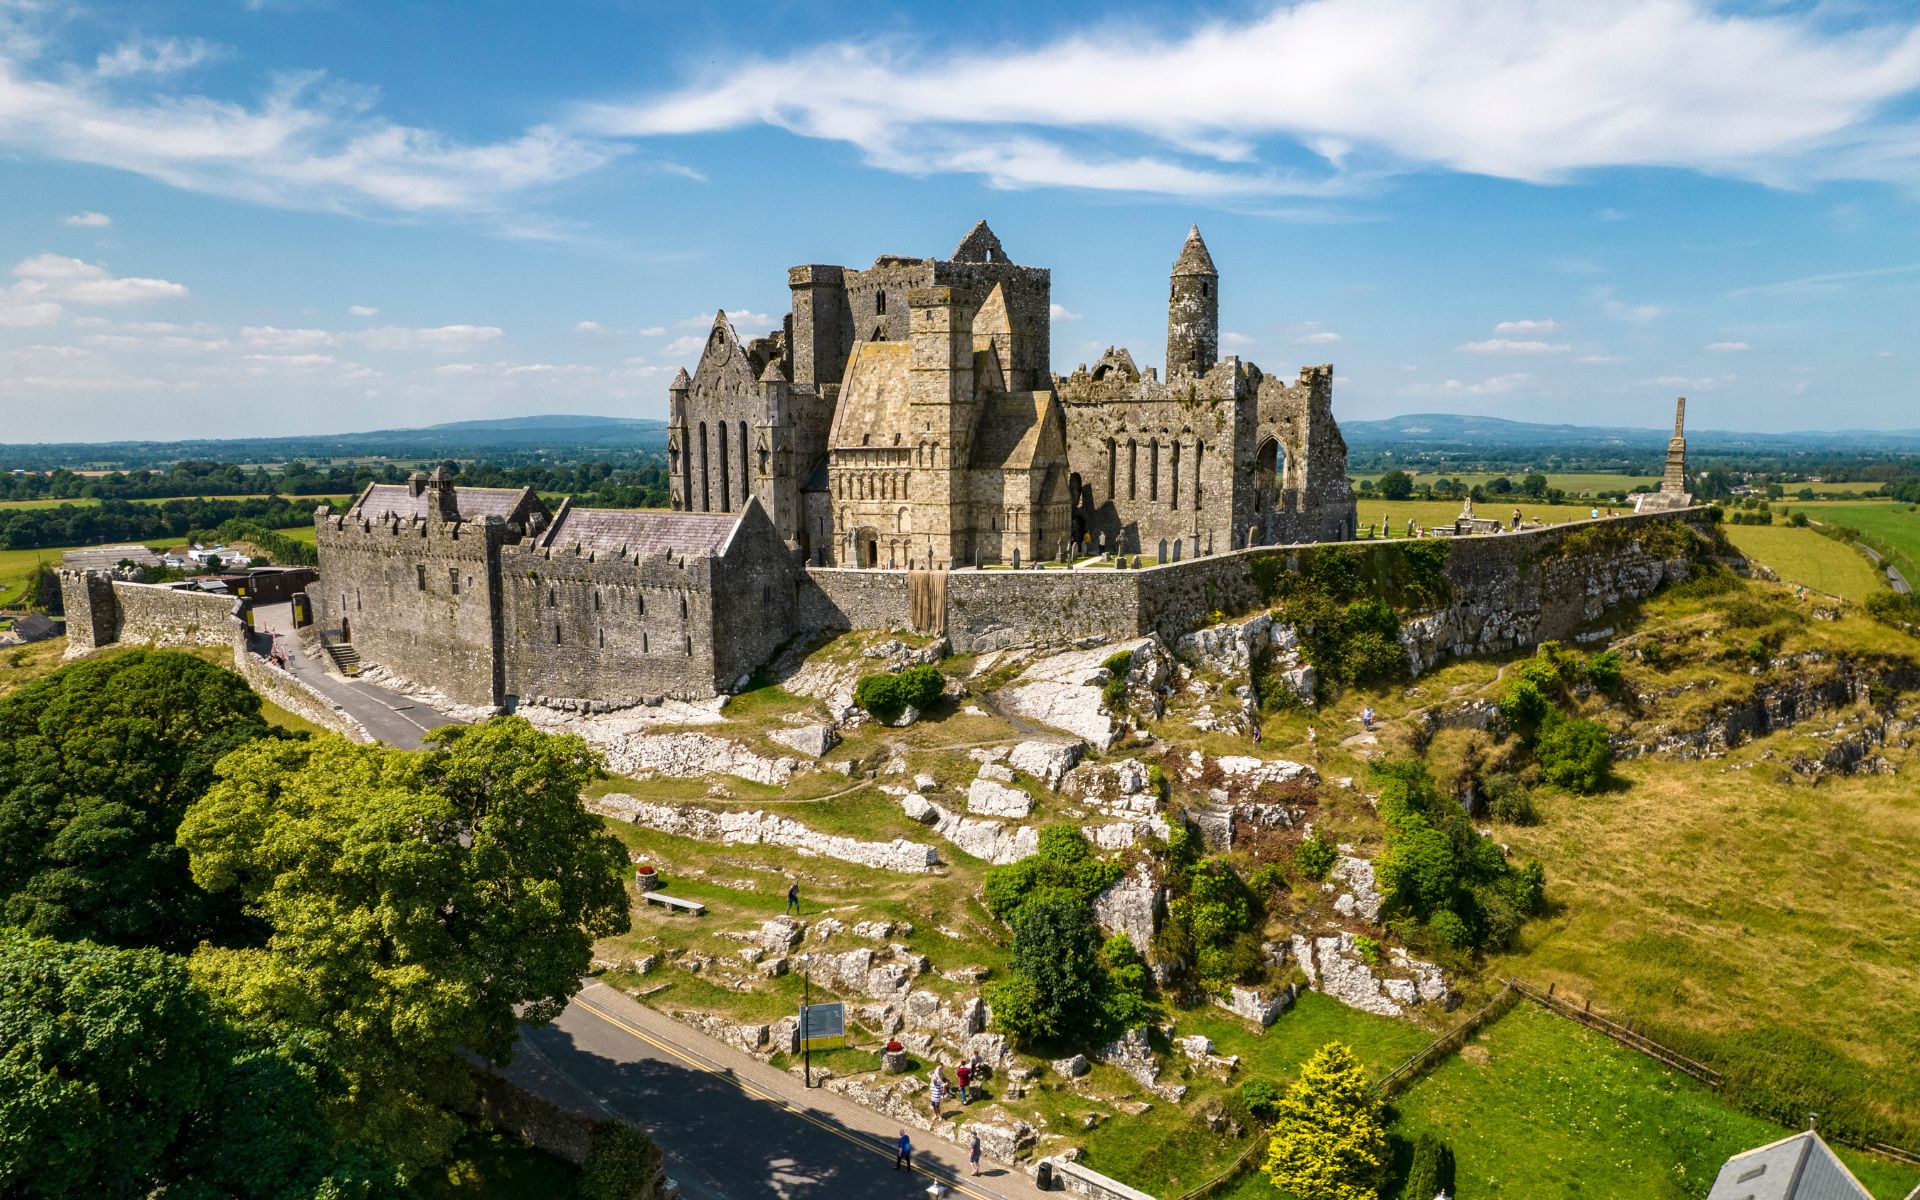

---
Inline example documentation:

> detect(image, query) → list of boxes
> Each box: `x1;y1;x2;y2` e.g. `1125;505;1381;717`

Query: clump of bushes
1481;771;1537;825
1293;831;1337;882
1405;1132;1457;1200
1156;824;1264;992
852;664;944;721
1100;651;1133;713
1371;759;1548;954
1493;645;1614;794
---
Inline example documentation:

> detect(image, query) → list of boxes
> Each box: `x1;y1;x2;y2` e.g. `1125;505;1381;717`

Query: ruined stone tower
1166;224;1218;379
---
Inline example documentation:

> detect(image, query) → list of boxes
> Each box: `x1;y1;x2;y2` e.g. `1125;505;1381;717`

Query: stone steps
325;641;362;676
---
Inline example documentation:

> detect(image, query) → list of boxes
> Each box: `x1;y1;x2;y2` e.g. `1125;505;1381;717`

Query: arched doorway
1253;437;1279;514
1068;472;1086;546
854;527;880;569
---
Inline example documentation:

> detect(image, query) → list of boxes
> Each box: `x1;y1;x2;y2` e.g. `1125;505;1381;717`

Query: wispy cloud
579;0;1920;199
348;304;378;316
0;253;188;326
94;36;222;79
1399;372;1536;397
1296;329;1343;345
1494;318;1558;334
61;211;111;227
1459;337;1569;354
1724;261;1920;298
1049;302;1082;321
1706;340;1750;352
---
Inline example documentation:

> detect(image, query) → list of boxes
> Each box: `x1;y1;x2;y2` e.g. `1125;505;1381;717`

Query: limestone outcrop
1007;739;1085;789
1091;863;1162;951
997;638;1168;752
967;777;1035;819
769;723;839;758
1291;932;1455;1017
1175;611;1316;704
598;732;798;786
900;794;1039;865
1329;856;1382;922
589;794;940;873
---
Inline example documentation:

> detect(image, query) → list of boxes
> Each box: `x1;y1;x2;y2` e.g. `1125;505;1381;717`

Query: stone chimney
426;466;459;522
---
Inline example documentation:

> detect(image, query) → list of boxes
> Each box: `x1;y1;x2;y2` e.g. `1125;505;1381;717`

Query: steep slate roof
540;504;741;558
353;483;541;523
1172;223;1216;276
1705;1132;1873;1200
9;613;58;642
970;391;1058;471
829;341;911;450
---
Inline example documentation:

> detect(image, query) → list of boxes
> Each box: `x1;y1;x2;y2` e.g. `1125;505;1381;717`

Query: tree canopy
178;717;632;1168
0;929;399;1200
0;649;270;949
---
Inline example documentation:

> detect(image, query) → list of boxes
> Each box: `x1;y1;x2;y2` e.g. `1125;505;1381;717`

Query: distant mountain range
0;415;670;471
5;411;1920;472
1343;413;1920;453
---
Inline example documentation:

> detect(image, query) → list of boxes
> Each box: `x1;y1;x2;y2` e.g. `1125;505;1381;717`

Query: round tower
1166;224;1218;379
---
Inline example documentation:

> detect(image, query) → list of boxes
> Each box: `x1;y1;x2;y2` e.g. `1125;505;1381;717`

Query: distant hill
0;414;669;471
1343;412;1920;453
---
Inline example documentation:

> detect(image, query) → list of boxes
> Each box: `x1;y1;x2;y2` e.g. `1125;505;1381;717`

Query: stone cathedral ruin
300;222;1367;707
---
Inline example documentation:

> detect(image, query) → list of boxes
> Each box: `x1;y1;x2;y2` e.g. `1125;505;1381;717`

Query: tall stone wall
103;580;241;651
313;511;507;707
797;509;1711;664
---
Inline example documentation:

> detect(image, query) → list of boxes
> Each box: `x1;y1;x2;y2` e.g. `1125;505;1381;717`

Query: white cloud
1493;318;1558;334
354;324;505;352
574;320;605;333
1399;372;1535;397
1458;338;1569;354
1644;373;1735;391
679;309;776;331
241;325;336;349
662;334;706;357
1724;262;1920;298
578;0;1920;197
1706;340;1750;352
1595;207;1628;222
1049;302;1082;321
637;325;666;337
347;304;379;317
1221;331;1257;349
0;28;617;215
1574;354;1625;365
1296;330;1342;345
1601;294;1664;323
1;253;188;324
61;211;111;227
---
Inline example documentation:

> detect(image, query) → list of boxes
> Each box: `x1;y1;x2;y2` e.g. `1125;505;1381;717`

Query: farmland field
1356;497;1606;539
1721;523;1886;602
0;493;350;510
1782;500;1920;586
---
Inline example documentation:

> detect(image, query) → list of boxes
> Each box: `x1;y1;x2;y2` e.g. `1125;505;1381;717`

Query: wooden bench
641;892;706;916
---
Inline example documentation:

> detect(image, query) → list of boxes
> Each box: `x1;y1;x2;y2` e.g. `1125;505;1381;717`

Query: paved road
249;602;457;748
503;981;1044;1200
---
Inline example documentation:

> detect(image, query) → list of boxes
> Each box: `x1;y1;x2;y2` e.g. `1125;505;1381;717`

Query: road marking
571;992;1002;1200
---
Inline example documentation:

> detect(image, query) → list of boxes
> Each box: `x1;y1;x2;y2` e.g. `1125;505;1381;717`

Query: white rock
768;723;839;758
598;732;799;786
888;705;921;728
998;639;1160;752
967;777;1034;819
587;794;941;873
1091;863;1161;950
1329;856;1383;922
1007;739;1085;790
913;773;939;793
978;762;1016;783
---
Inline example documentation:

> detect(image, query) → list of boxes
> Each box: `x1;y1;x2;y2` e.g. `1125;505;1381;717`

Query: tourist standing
929;1065;947;1116
785;881;799;914
1307;723;1319;761
970;1130;983;1176
956;1061;972;1105
894;1130;913;1172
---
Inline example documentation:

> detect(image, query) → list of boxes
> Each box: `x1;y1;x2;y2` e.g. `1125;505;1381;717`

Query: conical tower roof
1172;224;1216;276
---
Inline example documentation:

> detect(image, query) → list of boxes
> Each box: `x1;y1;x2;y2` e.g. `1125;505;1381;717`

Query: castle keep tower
1166;224;1219;379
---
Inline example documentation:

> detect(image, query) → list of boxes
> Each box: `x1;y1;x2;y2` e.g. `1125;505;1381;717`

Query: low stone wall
1041;1157;1159;1200
587;793;942;873
233;650;374;743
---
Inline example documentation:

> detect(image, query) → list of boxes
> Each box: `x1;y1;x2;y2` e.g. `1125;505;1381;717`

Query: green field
0;523;318;607
1722;523;1886;602
1783;500;1920;586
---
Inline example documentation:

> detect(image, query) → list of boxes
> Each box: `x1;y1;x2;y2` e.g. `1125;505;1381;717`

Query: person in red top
955;1062;972;1104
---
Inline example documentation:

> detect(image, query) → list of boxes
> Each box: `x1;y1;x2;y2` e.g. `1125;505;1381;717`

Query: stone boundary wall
1041;1156;1159;1200
58;572;373;743
800;509;1711;658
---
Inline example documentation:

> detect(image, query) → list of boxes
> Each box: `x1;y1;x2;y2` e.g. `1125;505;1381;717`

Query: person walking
894;1130;913;1172
785;881;799;914
929;1065;947;1116
1307;723;1319;761
956;1061;973;1104
969;1130;983;1176
1360;705;1375;731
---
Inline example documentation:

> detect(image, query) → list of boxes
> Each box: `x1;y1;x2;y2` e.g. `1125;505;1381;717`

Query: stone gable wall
312;511;507;707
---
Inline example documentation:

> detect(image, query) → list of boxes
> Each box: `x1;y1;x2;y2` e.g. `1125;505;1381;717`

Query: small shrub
852;673;903;719
1294;832;1337;882
1102;650;1135;678
1497;675;1550;729
1146;763;1169;801
1583;649;1623;693
582;1125;661;1200
1353;934;1382;968
1482;772;1537;825
1100;676;1130;713
1790;510;1809;527
1536;714;1612;793
1404;1131;1456;1200
1248;862;1290;896
1426;909;1471;951
1240;1078;1283;1122
896;663;945;710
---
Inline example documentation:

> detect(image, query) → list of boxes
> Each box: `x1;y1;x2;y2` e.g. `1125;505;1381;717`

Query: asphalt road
249;603;456;748
503;984;1041;1200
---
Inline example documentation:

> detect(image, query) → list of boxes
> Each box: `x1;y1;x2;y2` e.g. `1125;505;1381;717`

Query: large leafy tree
987;886;1110;1047
1261;1041;1389;1200
0;649;269;949
0;929;399;1200
179;717;632;1169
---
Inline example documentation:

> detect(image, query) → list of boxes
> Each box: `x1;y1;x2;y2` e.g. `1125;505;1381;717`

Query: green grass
1783;500;1920;587
1216;1003;1917;1200
1722;523;1887;602
1354;498;1608;539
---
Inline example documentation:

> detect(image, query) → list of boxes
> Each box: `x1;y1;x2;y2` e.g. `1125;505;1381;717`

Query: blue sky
3;0;1919;442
